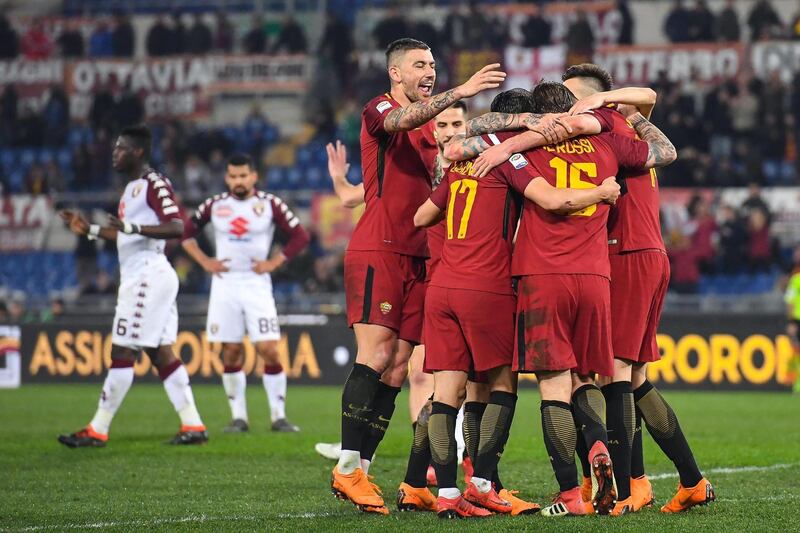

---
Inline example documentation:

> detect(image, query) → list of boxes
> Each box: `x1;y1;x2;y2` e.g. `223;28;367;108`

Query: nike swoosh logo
378;416;391;423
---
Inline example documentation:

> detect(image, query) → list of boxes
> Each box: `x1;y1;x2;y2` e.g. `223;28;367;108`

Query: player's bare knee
488;365;516;394
571;372;596;394
110;344;137;364
221;343;244;367
433;387;465;409
466;380;490;403
631;363;647;389
409;367;432;389
255;341;279;366
382;359;408;387
538;370;573;403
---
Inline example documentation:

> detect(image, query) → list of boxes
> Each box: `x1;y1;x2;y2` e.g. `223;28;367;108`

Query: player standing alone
331;37;505;515
58;125;207;447
182;153;309;433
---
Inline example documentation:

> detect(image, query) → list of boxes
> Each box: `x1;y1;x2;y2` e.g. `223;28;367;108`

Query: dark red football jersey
348;93;438;257
512;132;649;279
599;106;666;254
428;135;528;295
426;220;446;277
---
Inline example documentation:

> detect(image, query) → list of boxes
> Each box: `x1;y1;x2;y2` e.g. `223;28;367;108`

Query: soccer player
563;63;715;514
331;37;505;515
181;153;309;433
57;125;207;447
414;88;621;518
507;82;676;517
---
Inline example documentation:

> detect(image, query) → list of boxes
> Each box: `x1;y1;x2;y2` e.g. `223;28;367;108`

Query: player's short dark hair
227;153;253;170
385;38;430;67
450;100;467;114
531;81;578;114
562;63;614;92
119;125;152;160
490;88;533;114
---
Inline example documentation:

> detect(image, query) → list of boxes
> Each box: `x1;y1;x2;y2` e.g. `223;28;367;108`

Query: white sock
89;367;134;435
455;405;465;463
471;476;492;494
222;370;248;422
337;449;361;474
439;487;461;499
162;364;204;428
262;370;287;422
360;458;371;474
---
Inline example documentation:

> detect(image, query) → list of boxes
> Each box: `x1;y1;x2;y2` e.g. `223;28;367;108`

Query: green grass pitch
1;384;798;532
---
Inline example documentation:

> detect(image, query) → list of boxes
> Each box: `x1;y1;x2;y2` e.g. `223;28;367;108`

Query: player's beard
232;186;249;199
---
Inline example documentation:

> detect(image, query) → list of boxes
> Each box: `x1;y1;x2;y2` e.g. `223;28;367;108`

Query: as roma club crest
379;301;392;315
132;184;144;198
253;202;265;216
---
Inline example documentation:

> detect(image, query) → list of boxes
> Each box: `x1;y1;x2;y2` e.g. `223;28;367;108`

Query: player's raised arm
326;141;364;208
624;111;677;168
569;87;657;119
524;176;620;215
383;63;506;133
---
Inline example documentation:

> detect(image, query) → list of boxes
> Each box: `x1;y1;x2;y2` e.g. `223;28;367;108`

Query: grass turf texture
1;385;798;532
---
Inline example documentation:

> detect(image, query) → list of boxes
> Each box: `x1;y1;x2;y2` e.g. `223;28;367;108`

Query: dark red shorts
344;250;426;344
610;250;670;363
514;274;613;377
423;285;515;374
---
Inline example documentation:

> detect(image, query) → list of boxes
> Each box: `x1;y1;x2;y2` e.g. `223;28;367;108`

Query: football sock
602;381;635;500
438;487;461;499
338;363;381;473
631;406;645;478
403;402;433;488
222;366;248;422
160;361;204;429
572;384;608;449
635;380;702;487
429;402;459;489
360;459;371;474
541;400;579;492
359;381;401;463
474;391;516;485
89;360;134;435
262;364;287;422
462;401;486;463
455;405;465;461
575;429;592;478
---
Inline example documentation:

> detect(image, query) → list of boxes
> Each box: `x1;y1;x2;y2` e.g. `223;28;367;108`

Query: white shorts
206;273;280;343
112;254;179;350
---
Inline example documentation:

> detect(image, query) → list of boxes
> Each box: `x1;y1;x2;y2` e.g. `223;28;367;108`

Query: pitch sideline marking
648;462;799;481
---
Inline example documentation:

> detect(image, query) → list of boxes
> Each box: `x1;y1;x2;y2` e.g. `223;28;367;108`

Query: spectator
372;7;409;49
186;13;212;54
7;298;27;324
0;84;18;145
688;1;715;42
25;164;49;195
565;11;594;64
318;12;353;89
704;82;734;160
410;18;441;56
730;81;758;142
716;0;741;42
664;0;691;42
208;149;226;181
146;15;173;57
443;3;470;54
687;195;717;273
759;114;788;184
83;269;116;295
0;301;8;322
21;18;54;59
747;0;782;41
88;127;113;187
521;5;552;47
668;231;700;294
173;255;206;293
746;208;775;272
271;15;308;54
15;104;44;147
0;15;19;59
462;1;492;50
214;10;234;53
717;204;747;273
111;13;135;57
39;297;66;323
243;14;267;54
43;160;65;192
71;144;92;190
88;20;113;57
57;19;84;58
89;84;115;132
616;0;634;45
42;85;70;146
115;84;144;129
171;12;187;55
741;182;772;223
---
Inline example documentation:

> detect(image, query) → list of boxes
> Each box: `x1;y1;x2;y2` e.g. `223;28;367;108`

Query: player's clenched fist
59;209;89;236
599;177;621;205
455;63;506;99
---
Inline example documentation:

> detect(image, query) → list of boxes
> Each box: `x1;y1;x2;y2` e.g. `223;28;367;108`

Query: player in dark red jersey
564;64;715;515
414;89;621;518
503;82;676;517
332;37;507;514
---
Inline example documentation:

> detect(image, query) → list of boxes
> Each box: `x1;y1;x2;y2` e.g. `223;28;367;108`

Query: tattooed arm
442;133;491;162
432;153;448;190
628;112;677;168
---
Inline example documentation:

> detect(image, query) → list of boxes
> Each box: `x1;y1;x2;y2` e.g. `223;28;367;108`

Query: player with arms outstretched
181;153;309;433
58;125;208;447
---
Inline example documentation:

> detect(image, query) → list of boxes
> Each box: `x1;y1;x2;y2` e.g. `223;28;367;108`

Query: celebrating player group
326;38;716;519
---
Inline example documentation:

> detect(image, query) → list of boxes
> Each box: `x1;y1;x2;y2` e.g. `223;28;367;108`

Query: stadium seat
38;149;55;165
0;148;15;172
20;149;36;169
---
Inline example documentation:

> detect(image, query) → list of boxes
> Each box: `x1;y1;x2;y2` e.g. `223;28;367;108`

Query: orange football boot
630;475;655;510
589;441;617;515
610;496;634;516
661;478;715;513
499;489;541;515
463;482;512;514
396;482;437;512
541;486;594;517
580;476;593;503
331;466;388;514
436;495;493;519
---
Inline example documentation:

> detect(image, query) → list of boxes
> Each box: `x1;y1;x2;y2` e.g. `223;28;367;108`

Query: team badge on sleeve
509;153;528;169
132;184;143;197
376;101;393;114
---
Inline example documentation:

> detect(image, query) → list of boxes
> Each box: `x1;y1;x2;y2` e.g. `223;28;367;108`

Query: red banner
0;195;53;251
